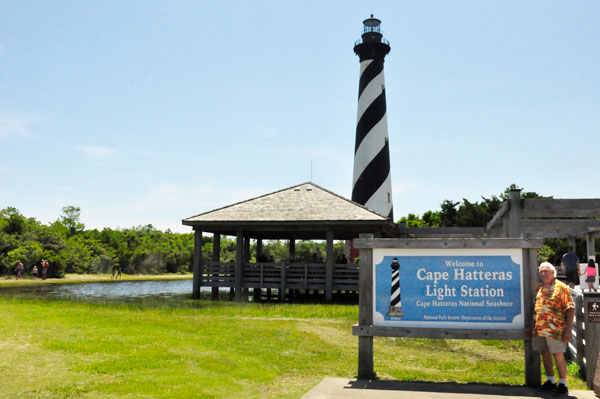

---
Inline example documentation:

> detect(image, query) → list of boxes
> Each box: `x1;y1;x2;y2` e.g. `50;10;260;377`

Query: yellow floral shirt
533;279;574;340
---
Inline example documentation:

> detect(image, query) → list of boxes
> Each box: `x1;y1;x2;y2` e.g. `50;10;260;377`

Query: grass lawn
0;291;588;398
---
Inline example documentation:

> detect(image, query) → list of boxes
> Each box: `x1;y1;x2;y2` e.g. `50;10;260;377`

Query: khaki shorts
532;335;567;354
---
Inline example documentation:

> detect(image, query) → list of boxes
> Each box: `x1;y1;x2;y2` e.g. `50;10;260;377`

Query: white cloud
0;113;35;139
80;145;118;159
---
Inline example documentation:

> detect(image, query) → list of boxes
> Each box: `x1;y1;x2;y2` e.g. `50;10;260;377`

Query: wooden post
595;355;600;397
587;232;596;261
255;242;263;301
523;248;541;386
289;239;296;262
358;233;374;380
568;237;576;252
244;236;251;263
575;294;584;372
256;238;263;260
509;189;521;238
242;237;251;299
242;236;256;300
502;213;510;238
212;233;220;300
235;231;243;301
253;255;261;302
584;293;600;389
253;287;261;302
325;230;334;302
192;230;203;299
256;237;263;301
280;261;286;302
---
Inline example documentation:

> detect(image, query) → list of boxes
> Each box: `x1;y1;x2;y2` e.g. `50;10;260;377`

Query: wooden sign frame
353;236;543;387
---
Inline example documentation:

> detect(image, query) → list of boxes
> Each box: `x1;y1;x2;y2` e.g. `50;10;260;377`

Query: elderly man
532;262;575;395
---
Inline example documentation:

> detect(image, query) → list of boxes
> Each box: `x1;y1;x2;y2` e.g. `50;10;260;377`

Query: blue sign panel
373;253;523;329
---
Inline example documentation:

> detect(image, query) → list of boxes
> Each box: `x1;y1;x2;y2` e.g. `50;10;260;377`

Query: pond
0;279;354;304
0;279;198;301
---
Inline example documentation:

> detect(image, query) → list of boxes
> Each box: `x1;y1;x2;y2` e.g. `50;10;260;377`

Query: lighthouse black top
353;16;391;62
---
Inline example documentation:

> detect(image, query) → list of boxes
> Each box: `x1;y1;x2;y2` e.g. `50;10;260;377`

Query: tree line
1;185;585;278
0;206;195;278
0;206;344;278
397;184;587;266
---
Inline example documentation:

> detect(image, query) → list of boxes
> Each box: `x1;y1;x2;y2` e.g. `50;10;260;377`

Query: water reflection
1;279;194;301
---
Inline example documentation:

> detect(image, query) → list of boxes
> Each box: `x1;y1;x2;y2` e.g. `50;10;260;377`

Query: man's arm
562;307;575;343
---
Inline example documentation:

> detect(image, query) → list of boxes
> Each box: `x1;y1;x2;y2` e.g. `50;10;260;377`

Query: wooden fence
567;290;600;388
568;291;586;373
200;261;359;297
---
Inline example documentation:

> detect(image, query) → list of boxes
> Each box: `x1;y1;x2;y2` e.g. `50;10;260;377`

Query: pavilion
182;182;397;301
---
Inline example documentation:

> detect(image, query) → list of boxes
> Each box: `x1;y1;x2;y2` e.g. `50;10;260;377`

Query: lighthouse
352;16;393;220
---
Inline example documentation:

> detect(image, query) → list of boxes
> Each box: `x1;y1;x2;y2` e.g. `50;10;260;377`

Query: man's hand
562;328;572;344
563;307;575;344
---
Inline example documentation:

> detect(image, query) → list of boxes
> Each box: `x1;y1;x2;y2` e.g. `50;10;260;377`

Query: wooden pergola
182;182;397;301
396;189;600;259
485;190;600;259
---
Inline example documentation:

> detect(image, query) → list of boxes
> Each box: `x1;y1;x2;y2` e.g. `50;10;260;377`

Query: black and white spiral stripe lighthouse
387;258;403;316
352;16;393;220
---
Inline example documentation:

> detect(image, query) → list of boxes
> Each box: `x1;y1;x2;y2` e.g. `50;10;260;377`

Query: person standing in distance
532;262;574;395
561;246;580;289
583;258;598;293
41;259;49;280
15;261;24;280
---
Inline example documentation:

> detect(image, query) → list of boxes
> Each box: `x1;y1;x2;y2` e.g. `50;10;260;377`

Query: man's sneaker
540;380;556;390
552;383;568;395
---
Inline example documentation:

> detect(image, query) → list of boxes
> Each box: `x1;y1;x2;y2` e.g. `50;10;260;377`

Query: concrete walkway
303;378;598;399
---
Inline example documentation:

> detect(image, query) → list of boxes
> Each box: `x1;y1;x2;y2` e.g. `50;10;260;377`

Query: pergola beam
325;230;334;302
192;230;203;299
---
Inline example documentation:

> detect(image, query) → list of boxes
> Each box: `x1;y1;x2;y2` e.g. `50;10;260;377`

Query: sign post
584;292;600;390
353;238;543;386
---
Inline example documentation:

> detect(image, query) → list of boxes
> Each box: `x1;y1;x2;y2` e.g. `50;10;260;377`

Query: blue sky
1;2;599;233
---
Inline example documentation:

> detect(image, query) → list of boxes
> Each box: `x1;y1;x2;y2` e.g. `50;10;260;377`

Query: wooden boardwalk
201;261;359;298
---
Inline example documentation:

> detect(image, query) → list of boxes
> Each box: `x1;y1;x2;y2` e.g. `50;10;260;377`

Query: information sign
373;248;524;329
587;300;600;323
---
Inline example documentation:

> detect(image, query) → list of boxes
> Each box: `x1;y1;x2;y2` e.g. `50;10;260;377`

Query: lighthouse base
387;306;404;317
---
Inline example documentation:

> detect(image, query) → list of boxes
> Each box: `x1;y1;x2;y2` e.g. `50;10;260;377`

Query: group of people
561;246;598;292
532;248;598;395
14;259;49;280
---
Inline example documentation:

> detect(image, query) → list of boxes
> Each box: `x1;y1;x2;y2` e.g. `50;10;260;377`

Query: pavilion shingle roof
183;182;388;223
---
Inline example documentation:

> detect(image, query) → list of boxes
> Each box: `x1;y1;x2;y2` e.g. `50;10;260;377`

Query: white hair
539;262;557;277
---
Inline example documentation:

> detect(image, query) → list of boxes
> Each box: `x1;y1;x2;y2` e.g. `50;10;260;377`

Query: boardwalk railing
567;290;586;376
569;290;600;389
202;261;236;287
567;289;600;390
201;261;359;293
